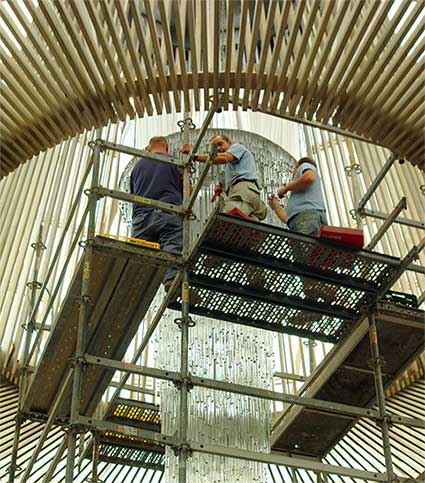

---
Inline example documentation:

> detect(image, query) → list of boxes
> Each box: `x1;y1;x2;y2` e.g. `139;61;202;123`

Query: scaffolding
7;98;425;483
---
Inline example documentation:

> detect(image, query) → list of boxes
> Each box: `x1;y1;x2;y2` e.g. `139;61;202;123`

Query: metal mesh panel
112;402;160;426
207;217;399;287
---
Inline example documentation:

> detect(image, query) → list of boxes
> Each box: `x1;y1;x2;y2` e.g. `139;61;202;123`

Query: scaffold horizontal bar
97;186;186;215
85;356;424;429
190;441;388;481
273;372;306;382
100;141;184;168
361;208;425;230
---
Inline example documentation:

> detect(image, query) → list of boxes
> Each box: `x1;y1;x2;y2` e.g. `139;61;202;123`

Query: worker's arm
277;169;316;198
182;144;235;165
268;195;287;224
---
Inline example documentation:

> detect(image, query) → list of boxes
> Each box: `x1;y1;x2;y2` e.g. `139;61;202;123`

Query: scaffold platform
22;236;181;418
97;398;164;471
271;302;425;456
170;214;403;343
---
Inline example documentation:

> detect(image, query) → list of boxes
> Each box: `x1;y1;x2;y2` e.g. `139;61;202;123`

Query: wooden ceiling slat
241;0;263;110
52;0;117;122
143;0;173;113
271;1;307;113
1;90;56;151
200;0;210;110
25;0;101;128
1;0;423;175
186;0;201;110
325;1;416;127
84;1;136;119
222;2;233;107
115;0;154;116
98;1;145;118
129;0;164;114
158;0;182;111
297;1;351;118
232;0;249;111
1;3;81;136
66;0;128;121
1;58;64;142
171;0;191;111
278;0;321;114
313;0;368;122
346;10;425;132
260;0;291;111
287;0;334;116
250;0;277;110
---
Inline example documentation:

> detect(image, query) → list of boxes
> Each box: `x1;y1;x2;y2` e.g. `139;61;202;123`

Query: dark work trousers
132;209;183;283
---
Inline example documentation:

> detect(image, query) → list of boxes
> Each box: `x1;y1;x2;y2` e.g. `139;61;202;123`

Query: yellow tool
104;233;160;250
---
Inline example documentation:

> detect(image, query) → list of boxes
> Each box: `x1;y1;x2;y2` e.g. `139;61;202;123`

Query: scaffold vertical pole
91;432;100;482
8;224;45;483
368;309;395;481
178;114;192;483
66;128;102;483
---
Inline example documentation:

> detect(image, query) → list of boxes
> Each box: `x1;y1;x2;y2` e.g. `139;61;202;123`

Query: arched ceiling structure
0;0;424;177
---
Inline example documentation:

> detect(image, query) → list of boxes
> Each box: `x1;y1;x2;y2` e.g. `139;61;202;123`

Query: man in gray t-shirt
269;157;327;236
185;135;267;221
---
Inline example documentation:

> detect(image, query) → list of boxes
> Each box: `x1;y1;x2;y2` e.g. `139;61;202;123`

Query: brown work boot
163;279;203;306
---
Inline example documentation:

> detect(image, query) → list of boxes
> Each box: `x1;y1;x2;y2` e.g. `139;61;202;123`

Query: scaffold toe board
23;236;181;418
170;214;401;343
271;303;425;457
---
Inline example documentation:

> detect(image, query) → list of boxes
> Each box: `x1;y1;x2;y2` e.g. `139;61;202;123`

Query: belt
231;178;259;189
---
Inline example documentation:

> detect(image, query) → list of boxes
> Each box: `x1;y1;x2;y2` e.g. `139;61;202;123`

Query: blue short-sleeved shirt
224;143;258;190
130;155;182;223
285;162;326;222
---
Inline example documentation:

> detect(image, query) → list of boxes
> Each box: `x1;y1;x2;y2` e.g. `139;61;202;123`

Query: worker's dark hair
210;134;231;143
298;156;316;167
149;136;168;147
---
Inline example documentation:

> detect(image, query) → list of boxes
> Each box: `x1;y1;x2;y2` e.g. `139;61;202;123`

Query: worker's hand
182;143;192;154
268;195;280;211
277;186;289;198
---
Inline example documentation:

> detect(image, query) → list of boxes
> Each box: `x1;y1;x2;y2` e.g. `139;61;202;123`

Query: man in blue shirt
130;136;183;288
268;157;327;236
186;135;267;221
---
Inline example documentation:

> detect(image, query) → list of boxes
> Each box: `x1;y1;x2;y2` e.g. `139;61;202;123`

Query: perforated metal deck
23;236;181;418
271;302;425;457
170;215;401;343
98;398;164;470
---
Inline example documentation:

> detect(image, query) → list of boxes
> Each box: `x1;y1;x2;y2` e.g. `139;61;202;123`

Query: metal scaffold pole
66;128;102;483
178;114;193;483
8;224;45;483
368;308;395;482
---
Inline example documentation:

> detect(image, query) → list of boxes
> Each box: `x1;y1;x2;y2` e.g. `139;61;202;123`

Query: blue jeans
132;209;182;282
287;209;327;237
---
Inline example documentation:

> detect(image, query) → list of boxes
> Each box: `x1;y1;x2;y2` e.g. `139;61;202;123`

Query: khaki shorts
223;181;267;221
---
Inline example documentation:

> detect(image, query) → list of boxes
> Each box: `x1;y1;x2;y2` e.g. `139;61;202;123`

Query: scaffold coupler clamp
171;442;193;458
75;294;94;305
174;315;196;329
174;374;194;392
88;137;104;151
83;186;102;200
26;280;42;290
374;412;393;428
177;117;196;132
30;240;47;251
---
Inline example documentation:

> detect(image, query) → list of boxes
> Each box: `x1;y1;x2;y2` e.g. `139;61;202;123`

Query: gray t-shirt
285;162;326;222
224;143;258;190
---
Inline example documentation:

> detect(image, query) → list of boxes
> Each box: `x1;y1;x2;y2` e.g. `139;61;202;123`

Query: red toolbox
318;225;364;248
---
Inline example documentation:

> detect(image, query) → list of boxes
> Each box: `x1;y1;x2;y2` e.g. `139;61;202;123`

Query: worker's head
210;135;232;153
148;136;168;153
297;157;316;168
